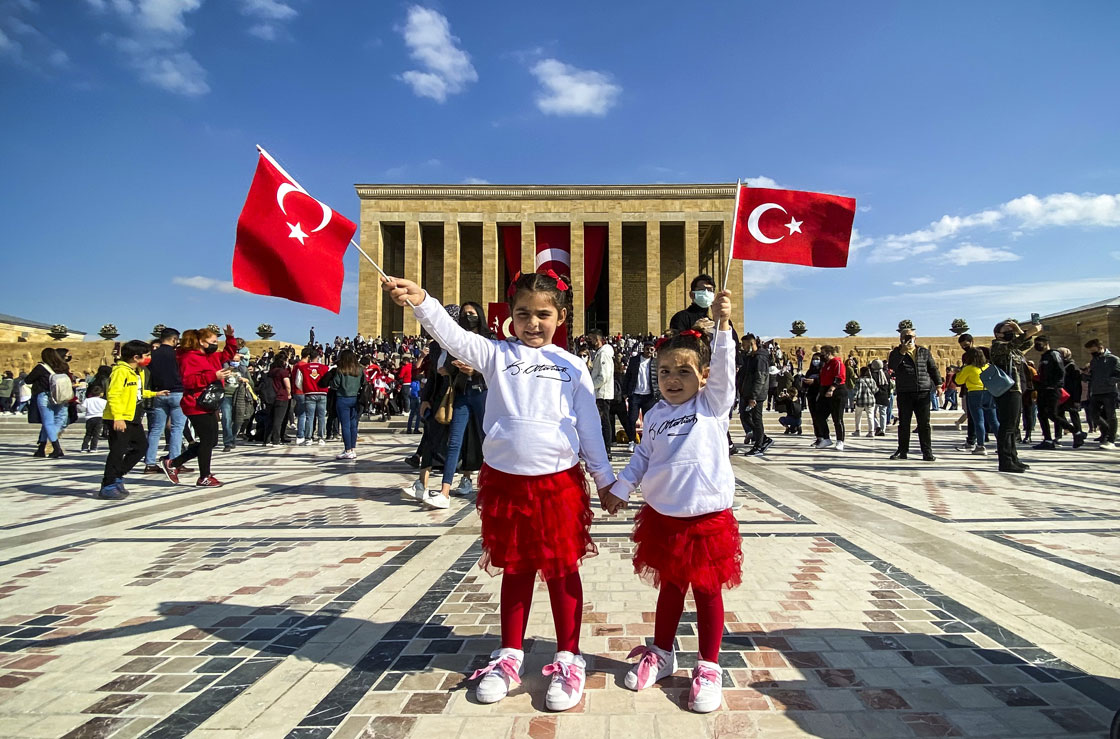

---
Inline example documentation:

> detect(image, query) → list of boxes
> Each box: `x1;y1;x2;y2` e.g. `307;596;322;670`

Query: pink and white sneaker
543;651;585;711
688;660;723;713
624;644;676;690
470;647;523;704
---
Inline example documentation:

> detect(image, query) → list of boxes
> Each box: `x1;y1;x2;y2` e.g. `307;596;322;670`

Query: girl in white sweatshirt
611;289;742;714
383;271;618;713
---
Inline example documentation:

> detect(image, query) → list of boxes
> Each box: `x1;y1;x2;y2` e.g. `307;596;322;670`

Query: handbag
196;381;224;412
1058;388;1071;405
434;385;454;425
979;364;1014;398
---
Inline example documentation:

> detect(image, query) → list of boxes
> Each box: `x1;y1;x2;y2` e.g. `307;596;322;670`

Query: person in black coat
736;333;771;455
621;341;659;451
887;325;941;461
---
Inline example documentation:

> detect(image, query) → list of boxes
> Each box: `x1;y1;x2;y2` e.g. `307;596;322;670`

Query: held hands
380;276;424;307
597;482;628;515
713;290;732;328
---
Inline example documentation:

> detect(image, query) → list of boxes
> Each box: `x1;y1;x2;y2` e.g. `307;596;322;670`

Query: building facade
1041;296;1120;365
354;184;743;338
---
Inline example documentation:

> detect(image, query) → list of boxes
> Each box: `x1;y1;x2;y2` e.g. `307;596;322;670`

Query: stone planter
257;331;275;340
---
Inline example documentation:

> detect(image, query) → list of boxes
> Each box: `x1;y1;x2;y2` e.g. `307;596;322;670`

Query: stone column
569;221;584;336
442;221;460;307
608;219;623;334
481;220;499;307
685;219;700;309
357;216;382;338
645;220;661;335
521;219;535;274
403;220;422;335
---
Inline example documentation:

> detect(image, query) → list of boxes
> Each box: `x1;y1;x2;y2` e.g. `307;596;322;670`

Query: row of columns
361;217;741;338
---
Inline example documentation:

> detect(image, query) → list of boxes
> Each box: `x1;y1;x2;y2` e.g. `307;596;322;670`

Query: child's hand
714;289;733;327
380;276;424;307
597;483;627;514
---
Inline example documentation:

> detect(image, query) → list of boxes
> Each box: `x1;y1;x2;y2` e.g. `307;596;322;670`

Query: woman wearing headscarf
26;348;71;458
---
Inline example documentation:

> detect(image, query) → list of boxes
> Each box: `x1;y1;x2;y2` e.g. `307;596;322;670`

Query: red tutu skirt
631;505;742;592
476;463;596;579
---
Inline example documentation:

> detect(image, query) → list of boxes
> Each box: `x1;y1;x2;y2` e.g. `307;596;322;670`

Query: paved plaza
0;419;1117;738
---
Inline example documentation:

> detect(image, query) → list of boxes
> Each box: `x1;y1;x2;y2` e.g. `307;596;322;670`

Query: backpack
256;373;277;406
44;364;74;405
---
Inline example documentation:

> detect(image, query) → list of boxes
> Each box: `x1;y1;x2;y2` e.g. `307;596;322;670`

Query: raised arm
703;290;736;417
382;276;497;376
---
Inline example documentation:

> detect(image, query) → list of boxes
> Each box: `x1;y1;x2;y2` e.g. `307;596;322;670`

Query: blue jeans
966;389;998;446
406;395;421;433
145;391;186;464
302;394;327;440
294;395;307;439
930;390;940;411
36;392;67;443
336;395;359;450
944;388;958;411
220;395;236;447
442;387;487;486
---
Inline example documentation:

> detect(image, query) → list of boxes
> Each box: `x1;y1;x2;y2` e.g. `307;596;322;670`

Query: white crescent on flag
535;248;571;269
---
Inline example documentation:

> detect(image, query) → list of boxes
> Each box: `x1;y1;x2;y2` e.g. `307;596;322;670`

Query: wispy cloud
531;58;620;117
238;0;297;41
872;276;1120;318
173;275;238;293
462;177;489;184
943;243;1020;266
741;263;812;300
891;276;935;287
0;1;70;73
744;176;780;189
397;6;476;102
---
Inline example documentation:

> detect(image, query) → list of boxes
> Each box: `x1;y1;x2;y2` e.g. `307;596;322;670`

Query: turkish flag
233;149;356;313
731;186;855;268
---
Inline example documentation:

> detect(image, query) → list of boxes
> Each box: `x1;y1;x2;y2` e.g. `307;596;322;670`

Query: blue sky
2;0;1118;343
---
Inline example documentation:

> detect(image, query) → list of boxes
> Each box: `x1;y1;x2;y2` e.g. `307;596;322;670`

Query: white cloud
943;243;1020;266
128;47;207;95
744;175;780;189
740;263;812;299
173;275;238;293
90;0;209;95
462;177;489;184
874;276;1120;319
397;6;476;102
0;3;69;72
891;276;935;287
238;0;296;41
531;58;620;117
849;227;873;254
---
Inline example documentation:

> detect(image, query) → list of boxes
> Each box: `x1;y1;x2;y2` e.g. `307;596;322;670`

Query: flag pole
721;178;742;293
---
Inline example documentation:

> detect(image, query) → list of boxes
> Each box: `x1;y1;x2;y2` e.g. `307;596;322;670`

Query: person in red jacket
816;345;848;451
161;325;237;487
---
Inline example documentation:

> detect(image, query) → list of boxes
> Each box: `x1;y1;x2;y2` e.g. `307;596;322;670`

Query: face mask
229;361;240;368
459;313;480;330
1034;345;1045;352
1002;331;1016;341
902;336;914;344
692;290;715;309
137;357;151;367
204;344;219;354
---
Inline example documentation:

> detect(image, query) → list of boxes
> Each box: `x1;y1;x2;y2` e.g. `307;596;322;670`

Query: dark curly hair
507;271;572;316
655;329;712;368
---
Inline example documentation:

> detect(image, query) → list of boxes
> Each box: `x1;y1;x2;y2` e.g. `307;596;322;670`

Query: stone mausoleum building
354;183;743;337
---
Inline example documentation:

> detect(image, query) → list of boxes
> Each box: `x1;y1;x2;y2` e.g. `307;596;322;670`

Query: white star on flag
785;217;803;235
287;221;308;245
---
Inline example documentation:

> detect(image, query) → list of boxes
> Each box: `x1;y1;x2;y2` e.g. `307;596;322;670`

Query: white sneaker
688;660;723;713
972;445;988;455
335;451;350;460
471;648;524;704
1101;442;1117;451
345;450;357;459
810;438;822;448
264;442;275;448
627;441;635;453
420;490;450;510
624;645;676;691
834;441;845;452
401;480;425;501
318;438;326;447
296;438;307;446
543;651;586;711
818;438;833;449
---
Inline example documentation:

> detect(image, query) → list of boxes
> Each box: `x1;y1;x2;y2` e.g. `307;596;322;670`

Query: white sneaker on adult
972;445;988;455
471;648;524;704
810;438;822;448
318;438;326;447
627;441;635;454
296;438;307;446
401;480;424;501
335;451;349;460
344;450;357;460
420;490;449;510
818;438;833;449
1101;442;1117;451
834;441;845;452
543;651;586;711
688;660;723;713
624;645;676;691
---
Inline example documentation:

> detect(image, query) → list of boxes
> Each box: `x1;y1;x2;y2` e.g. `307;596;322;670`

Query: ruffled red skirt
631;505;742;592
476;463;596;579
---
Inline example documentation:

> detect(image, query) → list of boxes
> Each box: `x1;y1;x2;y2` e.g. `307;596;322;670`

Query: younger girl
611;290;742;714
383;271;616;712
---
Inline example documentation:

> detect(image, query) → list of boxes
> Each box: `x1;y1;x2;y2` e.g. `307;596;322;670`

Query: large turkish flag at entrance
731;186;855;268
233;149;356;313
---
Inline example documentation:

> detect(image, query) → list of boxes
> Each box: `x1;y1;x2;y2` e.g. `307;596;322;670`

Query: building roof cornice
354;183;737;200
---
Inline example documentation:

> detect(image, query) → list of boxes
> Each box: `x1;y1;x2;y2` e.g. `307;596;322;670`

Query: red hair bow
506;271;522;298
654;336;671;350
506;268;569;297
680;329;702;339
543;269;569;291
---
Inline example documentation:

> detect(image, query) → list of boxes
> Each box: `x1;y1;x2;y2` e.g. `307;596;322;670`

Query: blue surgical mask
692;289;715;309
229;361;240;368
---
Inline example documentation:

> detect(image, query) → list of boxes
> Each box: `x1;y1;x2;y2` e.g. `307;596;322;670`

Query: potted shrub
257;323;275;340
790;320;807;337
950;318;970;335
48;324;68;340
98;323;119;340
844;320;861;336
151;323;166;339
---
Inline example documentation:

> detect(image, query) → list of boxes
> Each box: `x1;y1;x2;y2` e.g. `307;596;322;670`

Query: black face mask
1002;331;1016;341
459;313;480;330
203;344;219;354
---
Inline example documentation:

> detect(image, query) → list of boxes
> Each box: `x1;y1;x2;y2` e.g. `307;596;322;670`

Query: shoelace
469;656;521;685
690;664;720;704
626;646;663;686
541;660;584;694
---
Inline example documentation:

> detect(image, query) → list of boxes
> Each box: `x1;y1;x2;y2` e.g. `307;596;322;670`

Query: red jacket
178;335;238;416
295;362;329;394
819;357;846;388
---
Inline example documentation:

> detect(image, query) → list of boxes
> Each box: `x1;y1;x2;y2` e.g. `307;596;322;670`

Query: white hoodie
614;328;736;516
413;294;615;490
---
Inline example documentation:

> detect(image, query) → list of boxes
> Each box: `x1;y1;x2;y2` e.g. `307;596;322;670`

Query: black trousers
1037;389;1075;441
807;390;827;440
739;400;764;447
1058;402;1083;438
822;388;846;442
172;413;220;479
995;390;1023;467
83;417;104;451
596;399;614;449
962;388;975;445
1091;393;1118;443
895;390;932;456
627;393;656;443
102;421;146;487
268;401;290;444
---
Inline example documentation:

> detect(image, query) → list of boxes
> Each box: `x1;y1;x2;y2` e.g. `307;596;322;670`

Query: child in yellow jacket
100;340;168;500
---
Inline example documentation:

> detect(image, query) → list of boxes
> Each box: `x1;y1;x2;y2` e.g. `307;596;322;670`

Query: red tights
653;581;724;663
500;570;582;654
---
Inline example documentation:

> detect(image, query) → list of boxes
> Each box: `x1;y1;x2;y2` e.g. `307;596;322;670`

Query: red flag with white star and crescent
731;186;856;268
232;150;356;313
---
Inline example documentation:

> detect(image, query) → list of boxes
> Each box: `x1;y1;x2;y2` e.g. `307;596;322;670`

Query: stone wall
0;340;302;377
0;322;84;343
1040;305;1119;366
773;335;967;373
